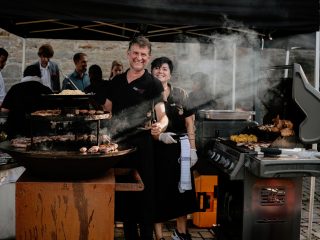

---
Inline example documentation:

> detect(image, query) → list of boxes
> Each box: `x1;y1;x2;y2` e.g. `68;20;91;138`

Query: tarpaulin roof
0;0;319;42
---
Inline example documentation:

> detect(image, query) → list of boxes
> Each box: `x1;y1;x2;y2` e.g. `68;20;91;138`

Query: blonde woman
109;60;123;80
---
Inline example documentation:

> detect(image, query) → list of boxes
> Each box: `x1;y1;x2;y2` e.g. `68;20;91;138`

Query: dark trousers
115;132;155;240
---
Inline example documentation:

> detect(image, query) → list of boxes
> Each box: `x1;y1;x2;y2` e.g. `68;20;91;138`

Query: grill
208;138;320;240
202;64;320;240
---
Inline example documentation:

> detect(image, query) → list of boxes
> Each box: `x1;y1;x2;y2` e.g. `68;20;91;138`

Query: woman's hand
159;132;177;144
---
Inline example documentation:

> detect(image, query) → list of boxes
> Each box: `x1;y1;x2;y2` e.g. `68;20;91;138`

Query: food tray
199;110;255;120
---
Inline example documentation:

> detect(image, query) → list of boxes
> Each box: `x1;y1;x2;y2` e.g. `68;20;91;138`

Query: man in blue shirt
62;52;90;91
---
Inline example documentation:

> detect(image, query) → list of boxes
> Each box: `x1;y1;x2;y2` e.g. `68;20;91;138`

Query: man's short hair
23;65;41;78
73;53;87;63
0;48;9;58
38;44;54;58
128;36;152;54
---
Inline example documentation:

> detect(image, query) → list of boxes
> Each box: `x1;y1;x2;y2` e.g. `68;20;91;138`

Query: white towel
0;166;25;186
178;136;192;193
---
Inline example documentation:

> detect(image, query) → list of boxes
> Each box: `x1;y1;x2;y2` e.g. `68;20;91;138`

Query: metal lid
292;63;320;143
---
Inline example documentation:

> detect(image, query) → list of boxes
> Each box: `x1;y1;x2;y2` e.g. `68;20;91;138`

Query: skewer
59;70;80;90
151;100;156;123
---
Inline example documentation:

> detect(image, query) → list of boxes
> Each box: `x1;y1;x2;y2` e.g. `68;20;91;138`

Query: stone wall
0;28;316;120
0;29;180;89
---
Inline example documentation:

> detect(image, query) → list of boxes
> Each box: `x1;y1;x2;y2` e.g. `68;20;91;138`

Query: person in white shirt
0;48;9;106
29;44;61;92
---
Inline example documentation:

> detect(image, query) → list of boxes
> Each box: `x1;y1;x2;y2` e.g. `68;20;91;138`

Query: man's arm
103;99;113;113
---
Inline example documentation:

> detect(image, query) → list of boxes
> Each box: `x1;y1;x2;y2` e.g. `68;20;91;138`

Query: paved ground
115;177;320;240
300;177;320;240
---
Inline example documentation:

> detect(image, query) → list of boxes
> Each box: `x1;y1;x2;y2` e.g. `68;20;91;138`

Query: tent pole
231;43;236;110
307;30;320;240
314;31;319;90
21;37;26;76
284;49;290;78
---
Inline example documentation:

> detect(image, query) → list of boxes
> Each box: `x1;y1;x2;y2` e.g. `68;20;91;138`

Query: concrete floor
114;177;320;240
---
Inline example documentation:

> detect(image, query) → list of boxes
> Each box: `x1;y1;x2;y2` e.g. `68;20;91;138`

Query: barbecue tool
59;70;80;90
260;147;320;158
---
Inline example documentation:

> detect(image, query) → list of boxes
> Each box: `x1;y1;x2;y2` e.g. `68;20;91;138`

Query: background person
85;64;108;110
109;60;123;80
188;72;217;119
62;52;90;91
151;57;198;240
101;36;168;240
29;44;61;92
84;64;104;94
1;65;53;139
0;48;9;106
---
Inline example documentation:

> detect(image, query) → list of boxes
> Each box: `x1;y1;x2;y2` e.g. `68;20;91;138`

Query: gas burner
208;139;320;179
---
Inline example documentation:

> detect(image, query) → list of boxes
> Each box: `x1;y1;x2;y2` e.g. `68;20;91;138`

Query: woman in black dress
151;57;198;240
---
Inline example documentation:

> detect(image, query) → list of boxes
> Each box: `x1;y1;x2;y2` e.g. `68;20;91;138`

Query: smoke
172;17;290;121
99;101;153;142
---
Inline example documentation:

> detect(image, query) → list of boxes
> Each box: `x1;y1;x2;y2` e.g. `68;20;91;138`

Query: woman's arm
185;114;196;149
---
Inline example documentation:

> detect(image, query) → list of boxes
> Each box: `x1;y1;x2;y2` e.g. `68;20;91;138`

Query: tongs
260;147;320;158
60;70;80;90
151;100;156;123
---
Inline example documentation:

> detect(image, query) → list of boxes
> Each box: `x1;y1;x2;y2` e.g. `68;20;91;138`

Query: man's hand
159;132;177;144
151;122;163;136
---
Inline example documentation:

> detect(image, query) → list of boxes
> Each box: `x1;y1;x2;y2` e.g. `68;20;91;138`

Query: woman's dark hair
151;57;173;73
38;44;54;58
89;64;103;83
23;65;41;78
0;48;9;58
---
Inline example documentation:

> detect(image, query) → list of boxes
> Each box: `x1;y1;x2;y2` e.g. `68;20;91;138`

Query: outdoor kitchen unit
205;63;320;240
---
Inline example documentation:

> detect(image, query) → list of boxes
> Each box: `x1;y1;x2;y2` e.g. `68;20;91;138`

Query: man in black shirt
101;36;168;240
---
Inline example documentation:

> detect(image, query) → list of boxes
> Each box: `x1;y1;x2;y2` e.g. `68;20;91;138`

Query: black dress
154;84;198;222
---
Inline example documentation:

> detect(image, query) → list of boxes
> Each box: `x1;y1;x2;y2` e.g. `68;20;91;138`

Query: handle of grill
260;148;282;155
197;192;211;212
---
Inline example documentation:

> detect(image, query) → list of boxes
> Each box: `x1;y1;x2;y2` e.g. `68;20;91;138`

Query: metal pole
314;31;320;90
284;49;290;78
232;43;236;111
307;30;319;240
21;38;26;77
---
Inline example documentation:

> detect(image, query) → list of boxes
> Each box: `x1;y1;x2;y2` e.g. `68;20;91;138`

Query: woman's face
152;63;171;84
112;65;123;77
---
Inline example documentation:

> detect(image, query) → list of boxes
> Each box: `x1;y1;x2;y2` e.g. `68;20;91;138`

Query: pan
0;141;136;179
